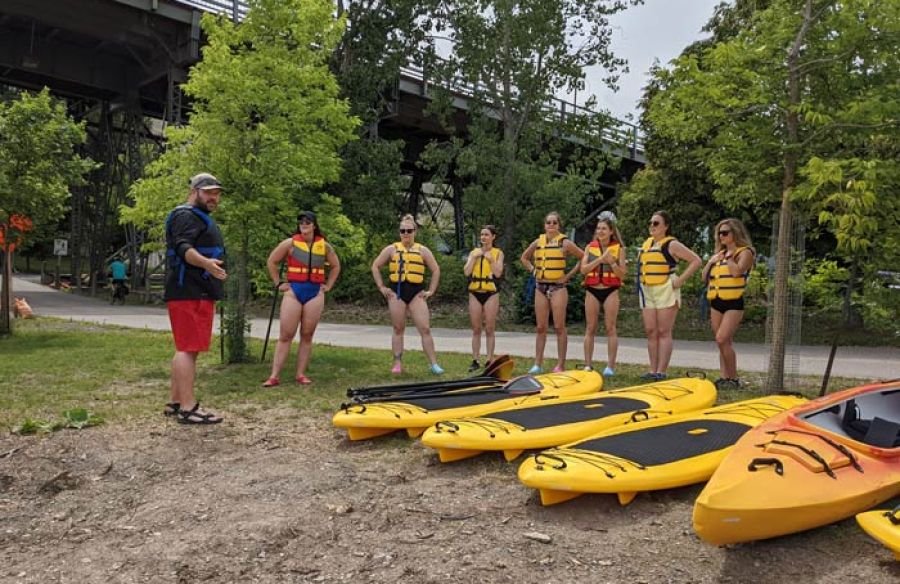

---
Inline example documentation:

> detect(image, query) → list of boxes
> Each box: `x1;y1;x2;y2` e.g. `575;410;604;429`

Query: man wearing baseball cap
162;173;227;424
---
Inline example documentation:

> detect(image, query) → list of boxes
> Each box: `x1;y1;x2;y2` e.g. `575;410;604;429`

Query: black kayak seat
863;417;900;448
841;399;869;441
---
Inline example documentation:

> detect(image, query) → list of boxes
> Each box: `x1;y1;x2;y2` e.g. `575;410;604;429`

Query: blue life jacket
164;205;225;287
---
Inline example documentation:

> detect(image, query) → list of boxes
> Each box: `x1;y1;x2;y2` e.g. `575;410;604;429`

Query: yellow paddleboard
332;369;602;440
421;377;717;463
857;507;900;560
518;395;806;506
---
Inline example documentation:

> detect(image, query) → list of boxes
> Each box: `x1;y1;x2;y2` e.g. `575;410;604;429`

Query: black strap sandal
163;402;180;417
177;402;223;425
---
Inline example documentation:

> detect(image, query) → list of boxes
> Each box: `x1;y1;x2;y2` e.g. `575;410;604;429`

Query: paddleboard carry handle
887;505;900;525
747;458;784;476
533;452;567;470
630;410;651;422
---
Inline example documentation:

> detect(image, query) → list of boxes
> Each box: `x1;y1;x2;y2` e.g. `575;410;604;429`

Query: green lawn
0;318;859;433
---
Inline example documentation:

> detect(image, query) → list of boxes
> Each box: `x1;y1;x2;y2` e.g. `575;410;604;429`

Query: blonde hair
400;213;417;227
714;218;754;253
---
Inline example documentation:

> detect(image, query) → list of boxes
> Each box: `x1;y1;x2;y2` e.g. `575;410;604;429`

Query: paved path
10;275;900;380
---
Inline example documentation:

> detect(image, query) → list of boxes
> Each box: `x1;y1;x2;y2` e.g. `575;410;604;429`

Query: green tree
122;0;359;362
418;0;641;253
0;89;93;335
643;0;900;390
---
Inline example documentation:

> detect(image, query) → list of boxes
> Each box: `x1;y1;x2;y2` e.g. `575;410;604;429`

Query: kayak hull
693;382;900;545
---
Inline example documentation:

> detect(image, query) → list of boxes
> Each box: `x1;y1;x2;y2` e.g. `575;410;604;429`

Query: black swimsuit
710;297;744;313
395;282;425;304
586;286;619;304
470;291;497;306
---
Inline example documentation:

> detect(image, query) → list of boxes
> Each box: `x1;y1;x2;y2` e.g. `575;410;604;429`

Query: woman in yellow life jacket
701;218;755;389
463;225;504;372
520;211;584;374
579;213;627;376
371;214;444;375
262;211;341;387
637;210;701;380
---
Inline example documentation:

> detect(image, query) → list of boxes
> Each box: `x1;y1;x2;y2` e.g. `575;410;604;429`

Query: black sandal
177;402;223;425
163;402;180;417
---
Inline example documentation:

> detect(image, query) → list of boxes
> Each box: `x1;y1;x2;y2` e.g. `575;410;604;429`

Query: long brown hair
714;218;753;254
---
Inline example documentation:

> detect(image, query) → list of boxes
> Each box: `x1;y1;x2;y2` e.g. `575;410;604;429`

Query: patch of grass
1;318;860;431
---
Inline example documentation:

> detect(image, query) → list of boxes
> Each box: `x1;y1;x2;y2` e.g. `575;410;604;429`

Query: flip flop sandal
295;375;312;385
177;402;223;425
163;402;180;417
262;377;280;387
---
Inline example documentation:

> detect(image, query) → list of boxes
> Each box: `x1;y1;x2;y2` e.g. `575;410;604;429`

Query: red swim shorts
167;299;215;352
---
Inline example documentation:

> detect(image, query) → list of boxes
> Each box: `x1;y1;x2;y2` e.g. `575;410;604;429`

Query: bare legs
270;292;302;380
642;305;678;375
583;290;620;369
710;308;744;379
583;293;599;368
170;351;198;407
295;293;325;378
604;292;620;369
388;294;439;367
534;287;568;369
469;294;500;363
268;289;325;382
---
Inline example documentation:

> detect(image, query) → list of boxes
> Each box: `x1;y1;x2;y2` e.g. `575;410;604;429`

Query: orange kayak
694;381;900;545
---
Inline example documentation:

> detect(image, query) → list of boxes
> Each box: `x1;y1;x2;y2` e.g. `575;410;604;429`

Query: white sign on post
54;239;68;256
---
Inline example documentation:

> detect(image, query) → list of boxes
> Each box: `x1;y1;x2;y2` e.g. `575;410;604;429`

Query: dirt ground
1;409;897;584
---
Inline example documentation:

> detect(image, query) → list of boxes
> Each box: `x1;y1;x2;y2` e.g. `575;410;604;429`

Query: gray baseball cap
189;173;223;190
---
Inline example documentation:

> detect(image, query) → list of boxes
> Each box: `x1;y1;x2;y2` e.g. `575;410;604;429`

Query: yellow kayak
857;507;900;560
420;377;717;463
332;369;602;441
518;395;806;506
694;381;900;545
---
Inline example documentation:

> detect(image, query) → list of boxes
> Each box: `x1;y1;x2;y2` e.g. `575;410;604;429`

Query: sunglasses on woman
649;220;661;227
718;230;731;236
399;228;415;234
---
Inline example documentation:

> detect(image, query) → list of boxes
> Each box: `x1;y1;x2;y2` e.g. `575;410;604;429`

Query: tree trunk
1;244;12;335
223;232;250;363
765;0;813;393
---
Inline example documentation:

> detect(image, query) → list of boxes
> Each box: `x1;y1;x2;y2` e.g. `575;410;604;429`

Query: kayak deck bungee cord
333;369;603;441
518;395;806;506
420;377;717;463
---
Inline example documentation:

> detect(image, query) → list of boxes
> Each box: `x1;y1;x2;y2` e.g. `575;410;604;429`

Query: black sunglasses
718;230;732;236
399;228;416;234
298;218;313;225
649;220;661;227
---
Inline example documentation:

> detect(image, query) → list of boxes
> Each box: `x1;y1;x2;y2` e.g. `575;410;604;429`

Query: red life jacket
584;240;622;287
286;234;326;283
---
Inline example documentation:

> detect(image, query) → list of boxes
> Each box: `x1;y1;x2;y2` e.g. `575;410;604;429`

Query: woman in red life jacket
701;218;755;389
463;225;504;372
262;211;341;386
580;213;627;376
520;211;584;374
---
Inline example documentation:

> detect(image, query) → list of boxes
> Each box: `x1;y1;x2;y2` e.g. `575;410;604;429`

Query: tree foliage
122;0;359;361
0;88;93;335
637;0;900;389
417;0;641;253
